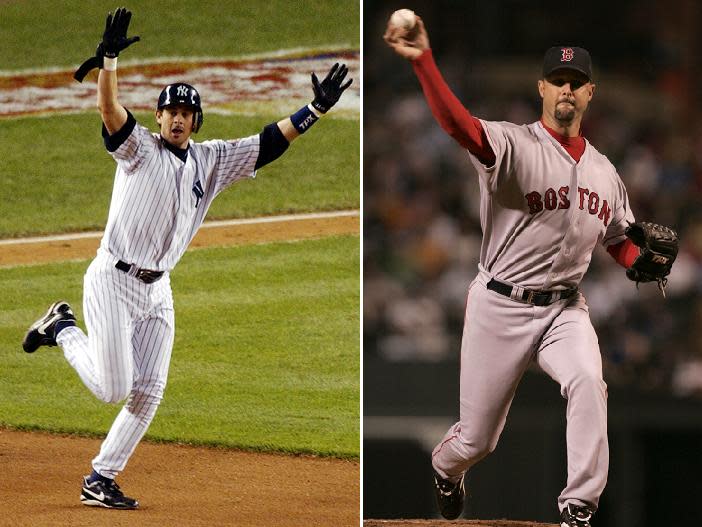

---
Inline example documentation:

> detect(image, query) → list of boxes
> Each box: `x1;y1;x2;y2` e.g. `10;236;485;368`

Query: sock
54;319;76;337
87;469;112;484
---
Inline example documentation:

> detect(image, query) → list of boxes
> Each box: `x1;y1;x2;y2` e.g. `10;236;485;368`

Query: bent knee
125;380;167;411
457;432;497;461
562;371;606;398
97;380;133;404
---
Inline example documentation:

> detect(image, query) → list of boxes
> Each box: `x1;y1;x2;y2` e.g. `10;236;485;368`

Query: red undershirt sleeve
412;49;496;166
606;239;640;268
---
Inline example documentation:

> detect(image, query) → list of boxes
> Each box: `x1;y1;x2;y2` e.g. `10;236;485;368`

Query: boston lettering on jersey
525;186;612;226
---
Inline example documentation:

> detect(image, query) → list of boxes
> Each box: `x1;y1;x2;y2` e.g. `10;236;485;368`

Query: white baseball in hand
389;8;417;32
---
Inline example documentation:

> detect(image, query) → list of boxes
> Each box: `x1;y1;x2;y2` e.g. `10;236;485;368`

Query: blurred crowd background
364;0;702;398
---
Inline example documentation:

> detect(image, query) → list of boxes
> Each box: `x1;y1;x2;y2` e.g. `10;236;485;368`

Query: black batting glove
74;7;140;82
311;63;353;114
98;7;140;59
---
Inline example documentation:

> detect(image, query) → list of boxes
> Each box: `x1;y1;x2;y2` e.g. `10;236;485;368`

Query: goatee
555;107;575;124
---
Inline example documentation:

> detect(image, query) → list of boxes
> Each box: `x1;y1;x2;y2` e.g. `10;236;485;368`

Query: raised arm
98;8;140;133
255;63;353;169
282;63;352;143
98;68;128;135
384;13;495;165
75;8;140;134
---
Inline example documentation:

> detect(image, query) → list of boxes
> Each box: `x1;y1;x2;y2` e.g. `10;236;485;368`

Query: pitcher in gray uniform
384;11;676;527
22;7;352;510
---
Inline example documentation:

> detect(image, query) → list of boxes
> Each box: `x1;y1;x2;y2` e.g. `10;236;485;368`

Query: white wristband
307;103;322;117
103;57;118;71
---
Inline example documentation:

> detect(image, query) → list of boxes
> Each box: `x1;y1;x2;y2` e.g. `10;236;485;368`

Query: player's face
538;70;595;127
156;105;195;148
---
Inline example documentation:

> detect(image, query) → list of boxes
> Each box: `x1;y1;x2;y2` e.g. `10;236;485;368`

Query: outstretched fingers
112;7;124;29
122;9;132;31
334;66;353;92
323;63;339;84
104;12;114;34
116;8;130;35
331;64;348;85
311;71;321;91
124;36;140;47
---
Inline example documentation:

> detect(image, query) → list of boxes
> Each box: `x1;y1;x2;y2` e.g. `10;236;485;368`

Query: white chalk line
0;210;359;247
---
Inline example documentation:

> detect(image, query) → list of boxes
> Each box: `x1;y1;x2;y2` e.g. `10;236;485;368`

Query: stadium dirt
363;521;558;527
1;429;359;527
0;214;360;527
0;213;360;267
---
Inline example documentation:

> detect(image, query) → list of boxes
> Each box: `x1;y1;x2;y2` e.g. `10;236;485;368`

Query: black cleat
560;503;594;527
433;470;465;520
80;475;139;509
22;301;76;353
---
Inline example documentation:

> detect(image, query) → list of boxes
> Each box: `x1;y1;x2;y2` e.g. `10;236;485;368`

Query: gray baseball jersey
471;120;634;290
431;119;634;514
57;114;259;478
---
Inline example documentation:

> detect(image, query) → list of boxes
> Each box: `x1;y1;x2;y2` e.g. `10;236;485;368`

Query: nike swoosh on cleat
83;488;105;501
36;316;57;336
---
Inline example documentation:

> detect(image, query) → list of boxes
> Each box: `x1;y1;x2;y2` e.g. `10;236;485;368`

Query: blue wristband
290;104;320;134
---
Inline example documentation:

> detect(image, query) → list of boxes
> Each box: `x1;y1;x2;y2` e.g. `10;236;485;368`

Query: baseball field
364;521;558;527
0;1;359;525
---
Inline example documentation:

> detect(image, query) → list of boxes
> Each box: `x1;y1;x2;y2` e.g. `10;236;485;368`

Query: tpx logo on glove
652;255;670;264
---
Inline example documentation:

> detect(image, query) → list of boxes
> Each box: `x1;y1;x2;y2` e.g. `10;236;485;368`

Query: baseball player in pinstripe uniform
22;7;351;509
384;11;677;527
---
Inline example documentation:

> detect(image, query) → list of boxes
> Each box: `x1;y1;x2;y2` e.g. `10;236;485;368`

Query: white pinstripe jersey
100;118;260;271
468;120;635;290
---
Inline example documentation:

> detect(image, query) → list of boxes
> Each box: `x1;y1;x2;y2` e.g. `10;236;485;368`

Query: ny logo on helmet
177;85;189;97
561;48;574;62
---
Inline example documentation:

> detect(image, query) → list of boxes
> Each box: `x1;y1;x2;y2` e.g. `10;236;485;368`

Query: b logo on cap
561;48;574;62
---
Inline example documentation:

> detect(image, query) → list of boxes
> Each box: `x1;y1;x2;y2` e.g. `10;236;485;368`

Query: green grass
0;112;359;237
0;1;360;238
0;236;360;458
0;0;360;71
0;0;360;458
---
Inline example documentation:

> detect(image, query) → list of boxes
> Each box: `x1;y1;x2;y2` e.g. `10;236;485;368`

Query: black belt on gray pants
486;278;577;306
115;260;164;284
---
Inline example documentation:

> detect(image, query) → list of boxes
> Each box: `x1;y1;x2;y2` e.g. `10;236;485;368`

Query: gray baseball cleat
560;503;595;527
22;301;76;353
433;470;466;520
81;475;139;509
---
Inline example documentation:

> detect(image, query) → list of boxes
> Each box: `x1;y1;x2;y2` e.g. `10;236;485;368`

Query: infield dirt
0;214;360;527
1;428;359;527
0;213;359;267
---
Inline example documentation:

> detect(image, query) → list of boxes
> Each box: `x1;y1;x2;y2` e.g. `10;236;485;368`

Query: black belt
487;278;577;306
115;260;164;284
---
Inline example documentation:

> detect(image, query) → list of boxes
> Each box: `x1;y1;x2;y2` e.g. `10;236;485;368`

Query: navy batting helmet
157;82;203;133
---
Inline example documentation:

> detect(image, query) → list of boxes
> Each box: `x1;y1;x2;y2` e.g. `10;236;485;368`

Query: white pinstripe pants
57;249;174;478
